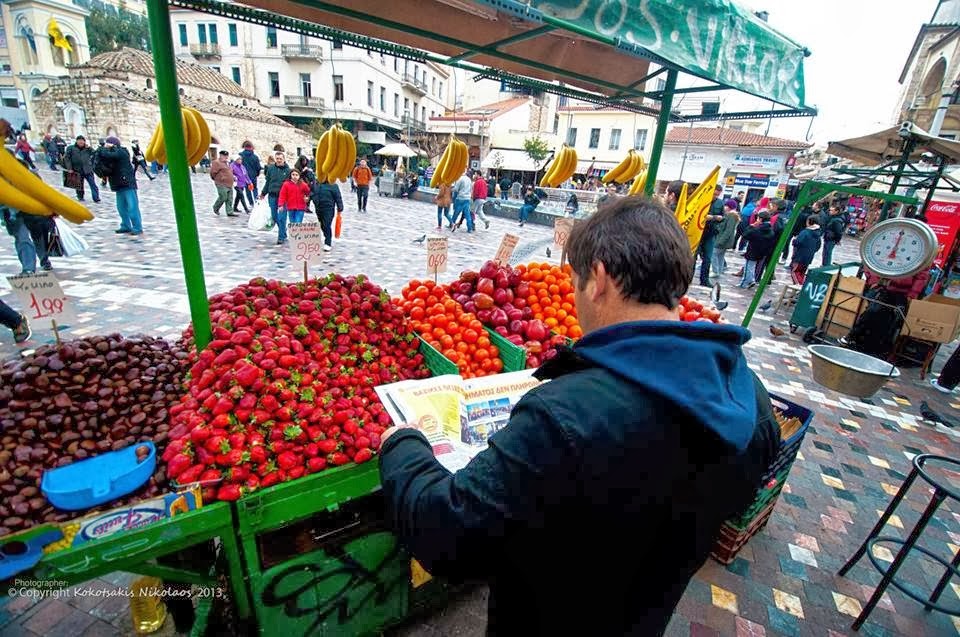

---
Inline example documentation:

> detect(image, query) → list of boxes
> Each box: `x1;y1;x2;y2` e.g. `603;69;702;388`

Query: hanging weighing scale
859;217;939;278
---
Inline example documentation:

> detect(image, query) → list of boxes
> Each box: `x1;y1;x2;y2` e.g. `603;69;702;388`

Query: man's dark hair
769;198;785;211
667;180;685;198
566;196;692;309
759;210;772;220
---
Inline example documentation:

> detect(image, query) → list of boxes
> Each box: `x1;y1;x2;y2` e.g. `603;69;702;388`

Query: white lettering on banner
686;9;719;71
287;222;324;270
6;271;77;324
426;237;448;275
494;234;520;266
927;201;960;214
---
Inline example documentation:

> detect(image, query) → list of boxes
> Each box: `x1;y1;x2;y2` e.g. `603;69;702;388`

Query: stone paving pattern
1;168;959;636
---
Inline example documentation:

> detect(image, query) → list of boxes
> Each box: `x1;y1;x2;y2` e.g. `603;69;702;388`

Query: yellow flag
673;183;689;224
48;19;72;52
685;165;722;253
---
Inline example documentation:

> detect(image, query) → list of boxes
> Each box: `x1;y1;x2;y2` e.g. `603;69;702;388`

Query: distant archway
62;103;85;138
922;57;948;97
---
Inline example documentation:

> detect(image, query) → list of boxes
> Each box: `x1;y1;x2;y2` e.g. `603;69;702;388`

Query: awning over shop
481;149;540;172
827;123;960;165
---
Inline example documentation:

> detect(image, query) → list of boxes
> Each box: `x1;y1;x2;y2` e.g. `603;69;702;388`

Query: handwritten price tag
554;218;574;251
287;222;324;270
494;233;519;266
6;271;76;325
426;237;448;275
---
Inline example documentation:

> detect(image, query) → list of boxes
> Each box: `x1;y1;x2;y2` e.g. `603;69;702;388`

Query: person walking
231;156;252;214
41;134;60;170
0;298;31;344
377;197;779;637
240;141;262;206
63;136;100;203
821;205;846;266
789;215;822;285
434;182;453;231
311;177;343;252
739;210;776;288
261;151;291;244
696;185;725;286
450;170;474;233
518;185;540;227
98;137;143;235
499;173;512;201
352;159;373;212
711;202;739;281
210;150;236;217
14;134;36;170
471;171;491;230
2;205;39;274
130;140;155;181
277;169;311;227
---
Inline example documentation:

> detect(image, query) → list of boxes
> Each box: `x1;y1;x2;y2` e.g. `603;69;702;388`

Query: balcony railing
401;73;427;95
284;95;325;108
282;44;324;61
189;43;221;58
401;114;426;131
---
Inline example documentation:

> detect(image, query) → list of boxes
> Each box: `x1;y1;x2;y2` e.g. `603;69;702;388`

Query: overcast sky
710;0;939;146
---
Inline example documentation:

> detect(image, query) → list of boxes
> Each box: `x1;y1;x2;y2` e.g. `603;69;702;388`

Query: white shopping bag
247;198;274;231
54;217;89;256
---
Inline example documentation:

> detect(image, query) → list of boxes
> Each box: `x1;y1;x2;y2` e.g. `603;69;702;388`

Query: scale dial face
860;218;938;279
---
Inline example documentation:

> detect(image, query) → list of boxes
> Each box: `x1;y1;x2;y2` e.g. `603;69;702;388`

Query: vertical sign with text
426;237;448;276
288;222;325;271
494;233;519;266
6;271;76;325
553;218;574;252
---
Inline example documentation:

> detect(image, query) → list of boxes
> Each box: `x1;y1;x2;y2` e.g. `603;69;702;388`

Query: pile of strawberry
163;274;429;502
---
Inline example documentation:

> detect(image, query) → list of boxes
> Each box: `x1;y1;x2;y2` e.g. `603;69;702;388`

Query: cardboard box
902;295;960;343
815;274;866;339
69;486;202;547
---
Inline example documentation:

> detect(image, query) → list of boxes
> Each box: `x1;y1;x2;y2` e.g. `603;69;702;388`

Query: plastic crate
711;500;778;565
764;394;814;484
724;462;794;531
418;337;459;376
484;327;527;372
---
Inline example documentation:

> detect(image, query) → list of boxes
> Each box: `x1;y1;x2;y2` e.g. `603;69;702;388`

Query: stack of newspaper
375;370;541;472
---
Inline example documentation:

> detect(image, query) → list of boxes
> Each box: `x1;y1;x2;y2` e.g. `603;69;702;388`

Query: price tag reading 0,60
6;271;76;324
554;218;574;251
426;237;448;275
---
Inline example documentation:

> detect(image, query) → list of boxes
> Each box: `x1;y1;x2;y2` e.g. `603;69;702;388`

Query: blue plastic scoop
41;442;156;511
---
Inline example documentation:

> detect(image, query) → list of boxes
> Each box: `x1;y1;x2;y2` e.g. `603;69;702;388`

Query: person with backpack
63;136;100;203
240;141;262;207
789;215;822;285
821;205;846;266
311;178;344;252
98;136;143;235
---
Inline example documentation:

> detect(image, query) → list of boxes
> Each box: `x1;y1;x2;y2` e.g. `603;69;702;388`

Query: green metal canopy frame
146;0;815;348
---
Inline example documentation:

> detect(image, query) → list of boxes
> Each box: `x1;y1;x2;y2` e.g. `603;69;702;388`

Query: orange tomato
568;325;583;338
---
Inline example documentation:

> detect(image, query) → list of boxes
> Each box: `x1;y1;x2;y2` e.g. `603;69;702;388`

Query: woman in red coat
277;169;311;227
15;134;36;170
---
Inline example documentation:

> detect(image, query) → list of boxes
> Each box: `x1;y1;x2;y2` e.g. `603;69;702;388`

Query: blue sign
734;175;770;188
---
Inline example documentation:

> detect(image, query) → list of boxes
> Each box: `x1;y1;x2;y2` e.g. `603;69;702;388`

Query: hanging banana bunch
602;149;645;185
627;168;648;196
0;150;93;224
539;145;577;188
430;135;469;188
143;106;212;166
315;124;357;184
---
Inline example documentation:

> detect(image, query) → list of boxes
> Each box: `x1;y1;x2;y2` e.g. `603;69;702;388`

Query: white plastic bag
54;217;89;257
247;198;274;231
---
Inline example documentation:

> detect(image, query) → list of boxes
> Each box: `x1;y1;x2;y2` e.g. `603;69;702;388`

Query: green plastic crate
484;327;527;372
723;462;794;531
418;336;459;376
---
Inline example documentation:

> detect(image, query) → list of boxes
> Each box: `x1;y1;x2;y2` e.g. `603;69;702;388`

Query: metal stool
839;454;960;630
774;284;801;315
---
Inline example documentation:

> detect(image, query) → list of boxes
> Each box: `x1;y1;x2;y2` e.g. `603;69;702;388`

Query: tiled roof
665;126;811;149
73;48;250;99
104;84;299;128
430;97;529;121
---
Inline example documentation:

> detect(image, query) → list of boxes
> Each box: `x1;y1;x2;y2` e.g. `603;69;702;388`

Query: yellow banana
540;148;560;187
339;130;357;181
561;146;578;185
181;108;201;165
322;125;341;180
336;127;352;183
628;168;648;195
441;140;459;185
0;174;52;216
184;107;210;165
623;152;641;182
431;141;451;188
601;150;631;184
455;140;469;181
144;121;161;163
315;129;331;182
0;149;92;223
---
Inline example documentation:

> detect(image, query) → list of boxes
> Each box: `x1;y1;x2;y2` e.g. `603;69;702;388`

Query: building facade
556;104;658;174
169;3;452;139
31;48;311;158
0;0;89;129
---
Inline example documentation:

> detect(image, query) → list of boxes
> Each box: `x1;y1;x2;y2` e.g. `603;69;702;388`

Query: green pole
644;68;677;196
879;140;915;221
146;0;212;349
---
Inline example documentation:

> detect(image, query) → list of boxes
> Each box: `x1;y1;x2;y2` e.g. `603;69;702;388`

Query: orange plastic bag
334;211;343;238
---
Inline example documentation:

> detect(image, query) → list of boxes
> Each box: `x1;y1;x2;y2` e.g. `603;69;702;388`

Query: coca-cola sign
926;200;960;215
924;200;960;267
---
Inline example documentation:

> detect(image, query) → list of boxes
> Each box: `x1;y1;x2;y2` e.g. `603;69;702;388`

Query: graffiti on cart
261;536;405;636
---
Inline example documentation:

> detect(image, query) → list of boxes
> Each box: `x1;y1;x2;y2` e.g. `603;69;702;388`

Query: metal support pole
920;157;947;216
147;0;212;349
880;140;915;222
644;68;677;196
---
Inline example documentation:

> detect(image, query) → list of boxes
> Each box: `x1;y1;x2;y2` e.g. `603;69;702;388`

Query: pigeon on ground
546;247;552;258
711;283;721;303
759;299;773;313
412;234;427;244
769;325;786;337
715;301;729;311
920;401;956;428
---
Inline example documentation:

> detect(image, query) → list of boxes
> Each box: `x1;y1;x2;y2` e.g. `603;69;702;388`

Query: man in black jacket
379;198;779;636
98;137;142;235
62;136;100;203
310;180;343;251
240;141;262;206
696;185;725;286
822;205;846;266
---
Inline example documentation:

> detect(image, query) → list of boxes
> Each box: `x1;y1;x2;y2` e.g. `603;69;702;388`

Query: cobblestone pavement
2;168;960;636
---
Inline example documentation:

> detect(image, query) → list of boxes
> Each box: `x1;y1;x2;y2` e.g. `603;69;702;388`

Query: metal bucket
808;345;900;398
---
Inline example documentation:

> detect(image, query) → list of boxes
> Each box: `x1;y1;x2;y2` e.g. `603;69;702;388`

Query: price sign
554;218;574;251
6;271;76;325
287;222;325;271
426;237;448;275
494;233;519;266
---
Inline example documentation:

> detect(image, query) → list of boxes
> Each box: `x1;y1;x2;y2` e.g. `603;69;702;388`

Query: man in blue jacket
239;141;262;207
379;197;779;636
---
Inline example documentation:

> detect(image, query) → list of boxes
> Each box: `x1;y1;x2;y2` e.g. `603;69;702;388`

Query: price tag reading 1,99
6;271;76;325
554;218;574;251
426;237;448;276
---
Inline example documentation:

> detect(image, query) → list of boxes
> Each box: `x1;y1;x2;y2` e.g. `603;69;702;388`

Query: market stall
0;0;821;635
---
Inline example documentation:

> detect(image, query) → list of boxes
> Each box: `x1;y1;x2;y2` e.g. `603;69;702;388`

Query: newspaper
375;371;541;472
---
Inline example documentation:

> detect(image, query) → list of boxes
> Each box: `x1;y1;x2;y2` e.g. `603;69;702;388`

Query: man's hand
381;424;415;446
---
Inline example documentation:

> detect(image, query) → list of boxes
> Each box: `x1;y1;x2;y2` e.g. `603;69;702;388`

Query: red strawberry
277;451;299;471
216;485;243;501
260;472;281;488
167;453;193;479
354;448;373;464
249;446;267;465
287;465;306;479
307;457;327;473
177;464;205;484
329;452;349;466
199;469;222;483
